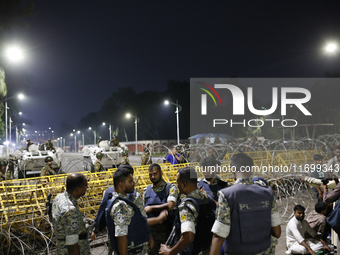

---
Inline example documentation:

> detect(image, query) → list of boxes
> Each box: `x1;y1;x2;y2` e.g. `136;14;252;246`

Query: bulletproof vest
221;183;273;254
312;164;325;179
144;183;172;218
93;187;135;231
105;196;150;251
198;178;229;201
174;195;216;255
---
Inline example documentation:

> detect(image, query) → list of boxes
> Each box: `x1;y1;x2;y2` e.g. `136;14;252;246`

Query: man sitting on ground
286;204;330;255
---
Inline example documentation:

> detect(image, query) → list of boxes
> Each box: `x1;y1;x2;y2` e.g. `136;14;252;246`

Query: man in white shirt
286;205;330;255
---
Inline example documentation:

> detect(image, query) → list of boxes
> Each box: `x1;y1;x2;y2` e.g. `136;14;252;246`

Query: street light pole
175;100;180;145
164;100;182;145
126;113;139;154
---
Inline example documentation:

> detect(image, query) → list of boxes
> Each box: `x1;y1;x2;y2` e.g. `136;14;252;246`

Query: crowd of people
51;153;284;255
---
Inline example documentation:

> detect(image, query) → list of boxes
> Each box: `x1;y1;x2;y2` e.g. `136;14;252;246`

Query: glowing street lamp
89;127;96;144
5;46;24;63
164;100;182;145
324;42;339;54
126;113;139;154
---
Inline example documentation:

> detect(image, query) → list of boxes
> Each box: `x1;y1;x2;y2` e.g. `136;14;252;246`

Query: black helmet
48;139;51;141
122;150;128;156
27;139;30;142
45;156;53;162
143;147;149;153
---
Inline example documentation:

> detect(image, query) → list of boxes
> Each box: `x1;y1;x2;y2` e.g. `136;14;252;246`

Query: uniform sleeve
271;196;282;227
179;201;198;234
110;201;134;237
63;209;80;245
134;191;147;218
211;191;230;238
167;184;179;204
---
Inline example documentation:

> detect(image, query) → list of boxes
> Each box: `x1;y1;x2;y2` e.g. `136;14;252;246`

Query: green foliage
0;0;34;32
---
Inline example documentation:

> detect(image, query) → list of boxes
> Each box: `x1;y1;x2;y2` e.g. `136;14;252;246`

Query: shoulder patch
181;214;187;221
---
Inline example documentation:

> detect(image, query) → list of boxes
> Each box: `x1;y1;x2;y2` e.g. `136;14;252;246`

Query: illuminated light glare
325;42;338;53
126;113;131;118
18;93;25;100
164;100;170;105
6;47;24;62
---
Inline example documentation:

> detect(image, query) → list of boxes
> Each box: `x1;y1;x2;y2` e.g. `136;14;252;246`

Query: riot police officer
209;153;282;255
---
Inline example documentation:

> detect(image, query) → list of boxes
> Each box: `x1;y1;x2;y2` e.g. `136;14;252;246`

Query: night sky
3;0;340;136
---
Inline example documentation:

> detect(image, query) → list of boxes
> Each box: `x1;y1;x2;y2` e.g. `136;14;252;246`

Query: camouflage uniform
111;138;120;146
94;160;105;172
41;165;57;176
143;180;179;255
212;178;282;255
110;191;149;255
46;141;55;151
0;170;12;181
52;191;90;255
141;154;151;165
178;188;210;255
104;189;144;255
214;136;222;144
121;156;130;165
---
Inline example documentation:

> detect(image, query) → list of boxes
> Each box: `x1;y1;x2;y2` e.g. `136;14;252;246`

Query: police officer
26;139;33;151
121;150;130;165
0;160;12;181
209;153;282;255
8;154;17;179
52;173;90;255
144;163;179;255
92;164;167;254
198;156;230;202
159;167;216;255
106;167;153;254
41;156;57;176
94;152;105;172
110;135;120;147
141;147;152;165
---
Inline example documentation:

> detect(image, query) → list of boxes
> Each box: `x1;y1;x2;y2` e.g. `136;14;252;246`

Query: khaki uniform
94;160;105;172
110;191;149;255
52;191;90;255
41;165;57;176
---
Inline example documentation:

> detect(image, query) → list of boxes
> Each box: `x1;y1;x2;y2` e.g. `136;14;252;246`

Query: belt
57;232;88;241
128;246;144;255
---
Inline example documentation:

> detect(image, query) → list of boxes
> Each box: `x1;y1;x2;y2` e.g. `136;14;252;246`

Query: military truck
82;140;128;171
13;144;64;179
